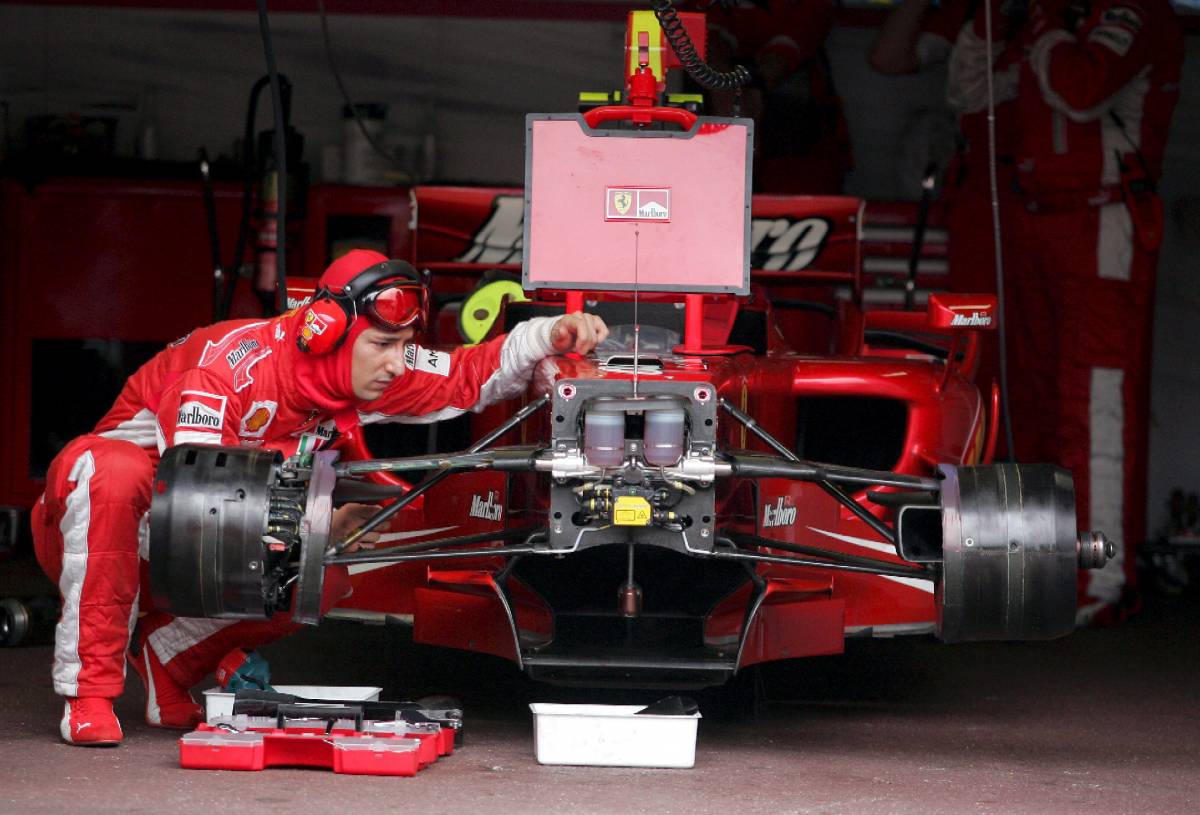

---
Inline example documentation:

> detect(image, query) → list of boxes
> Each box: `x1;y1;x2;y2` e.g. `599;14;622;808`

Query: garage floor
2;555;1198;815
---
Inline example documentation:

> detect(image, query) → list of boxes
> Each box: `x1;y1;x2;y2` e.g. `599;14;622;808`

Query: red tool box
180;716;455;776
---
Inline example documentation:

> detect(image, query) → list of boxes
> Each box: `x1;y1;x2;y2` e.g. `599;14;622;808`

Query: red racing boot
128;631;204;730
61;697;123;746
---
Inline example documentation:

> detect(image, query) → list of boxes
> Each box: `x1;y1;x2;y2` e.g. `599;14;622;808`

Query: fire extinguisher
208;75;307;321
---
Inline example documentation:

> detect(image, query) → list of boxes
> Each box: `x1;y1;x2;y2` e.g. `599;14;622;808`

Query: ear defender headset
296;259;429;354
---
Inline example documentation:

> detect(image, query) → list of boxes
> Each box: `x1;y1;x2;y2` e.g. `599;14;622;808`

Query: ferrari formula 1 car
147;6;1113;689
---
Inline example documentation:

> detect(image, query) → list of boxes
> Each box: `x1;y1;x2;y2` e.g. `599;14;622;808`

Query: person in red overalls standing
877;0;1184;622
32;249;608;745
998;0;1183;622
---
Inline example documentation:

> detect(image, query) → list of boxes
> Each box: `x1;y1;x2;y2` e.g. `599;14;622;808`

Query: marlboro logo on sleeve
176;390;227;432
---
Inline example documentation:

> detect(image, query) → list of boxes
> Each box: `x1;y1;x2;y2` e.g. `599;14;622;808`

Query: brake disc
149;445;289;618
936;463;1078;643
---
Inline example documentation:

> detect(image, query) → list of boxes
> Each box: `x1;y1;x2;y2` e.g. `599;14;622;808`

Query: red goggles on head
360;278;428;332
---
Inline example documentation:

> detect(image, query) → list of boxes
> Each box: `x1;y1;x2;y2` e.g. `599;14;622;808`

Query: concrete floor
2;555;1198;815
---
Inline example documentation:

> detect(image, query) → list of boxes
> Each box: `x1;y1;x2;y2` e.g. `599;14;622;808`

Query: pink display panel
522;115;751;295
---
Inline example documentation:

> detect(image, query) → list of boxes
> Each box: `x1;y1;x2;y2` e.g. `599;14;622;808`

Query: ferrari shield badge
606;187;671;222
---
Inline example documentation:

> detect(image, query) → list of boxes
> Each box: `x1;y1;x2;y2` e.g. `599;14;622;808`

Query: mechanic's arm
1028;0;1156;119
946;3;1021;114
870;0;936;75
361;313;608;423
475;312;607;407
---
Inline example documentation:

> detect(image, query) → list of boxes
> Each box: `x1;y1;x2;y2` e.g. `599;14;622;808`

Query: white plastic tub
529;703;701;768
203;685;382;723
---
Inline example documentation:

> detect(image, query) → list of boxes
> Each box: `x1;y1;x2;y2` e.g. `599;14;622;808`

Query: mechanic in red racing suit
945;0;1183;621
31;249;609;746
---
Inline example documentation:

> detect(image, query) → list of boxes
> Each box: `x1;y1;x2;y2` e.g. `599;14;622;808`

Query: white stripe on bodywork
147;616;236;666
879;575;935;594
52;451;97;697
806;525;896;555
845;622;936;637
377;525;458;544
1082;367;1126;622
99;407;158;448
806;526;934;594
348;526;459;576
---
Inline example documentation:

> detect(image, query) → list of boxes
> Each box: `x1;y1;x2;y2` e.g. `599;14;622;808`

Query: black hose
219;75;269;321
256;0;288;315
198;148;224;322
906;161;938;311
315;0;399;170
651;0;751;91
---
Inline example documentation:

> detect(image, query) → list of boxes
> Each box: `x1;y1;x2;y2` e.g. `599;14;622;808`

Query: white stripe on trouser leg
147;616;237;666
53;452;97;697
1080;367;1126;624
124;511;150;685
137;510;151;561
143;647;161;724
1097;204;1133;282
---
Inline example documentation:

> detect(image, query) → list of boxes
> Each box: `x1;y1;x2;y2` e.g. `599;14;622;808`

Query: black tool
635;695;699;716
232;689;463;745
274;703;364;733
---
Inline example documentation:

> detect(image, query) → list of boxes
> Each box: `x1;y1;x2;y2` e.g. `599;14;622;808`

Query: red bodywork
320;185;997;685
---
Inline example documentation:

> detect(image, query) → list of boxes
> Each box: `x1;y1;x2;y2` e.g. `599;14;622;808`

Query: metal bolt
248;561;259;571
553;524;562;534
964;537;975;547
700;528;710;538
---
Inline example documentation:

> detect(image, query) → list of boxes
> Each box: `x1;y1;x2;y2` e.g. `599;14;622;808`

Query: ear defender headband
297;259;429;354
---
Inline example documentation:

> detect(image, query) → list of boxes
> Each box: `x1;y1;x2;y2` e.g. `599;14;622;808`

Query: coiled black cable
651;0;751;91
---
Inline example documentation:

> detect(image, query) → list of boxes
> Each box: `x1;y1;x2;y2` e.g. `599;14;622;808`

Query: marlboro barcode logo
469;490;504;522
762;496;797;528
177;390;227;432
950;311;993;327
606;187;670;222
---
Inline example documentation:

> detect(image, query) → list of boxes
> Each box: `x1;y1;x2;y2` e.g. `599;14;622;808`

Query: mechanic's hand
332;503;383;552
550;312;609;355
